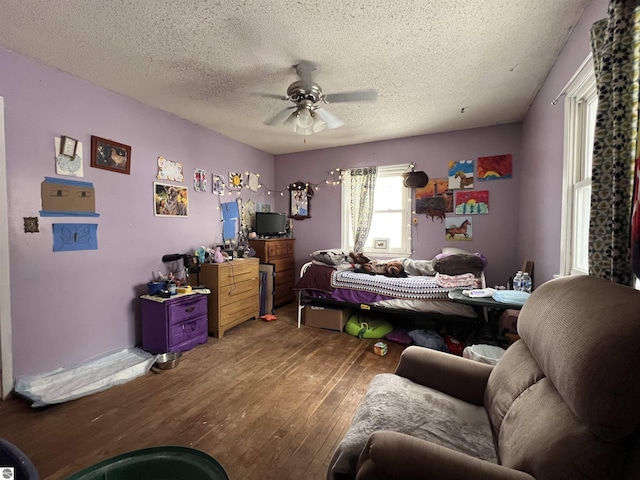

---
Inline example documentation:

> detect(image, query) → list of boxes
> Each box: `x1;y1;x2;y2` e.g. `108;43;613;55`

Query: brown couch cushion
498;378;627;478
517;275;640;441
484;340;545;439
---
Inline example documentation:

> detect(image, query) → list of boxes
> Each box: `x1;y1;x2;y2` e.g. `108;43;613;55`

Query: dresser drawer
271;257;295;273
219;277;259;299
169;315;208;347
167;295;207;325
217;262;259;287
266;239;294;259
220;301;258;327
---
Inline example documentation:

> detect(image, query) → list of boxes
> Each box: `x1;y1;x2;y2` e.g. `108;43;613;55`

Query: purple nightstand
141;293;208;353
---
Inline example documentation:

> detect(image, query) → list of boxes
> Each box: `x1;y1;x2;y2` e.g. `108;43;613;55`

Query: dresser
140;293;208;353
197;257;260;338
249;238;295;307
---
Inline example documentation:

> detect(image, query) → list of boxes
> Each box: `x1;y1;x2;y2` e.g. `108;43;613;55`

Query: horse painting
446;219;471;239
454;171;474;188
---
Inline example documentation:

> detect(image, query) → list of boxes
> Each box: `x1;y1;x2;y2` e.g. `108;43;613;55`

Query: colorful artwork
212;174;225;195
53;223;98;251
154;182;188;217
415;177;453;222
229;172;243;190
194;168;207;192
455;190;489;214
156;157;184;182
257;203;271;212
40;177;99;217
445;216;473;241
477;154;513;180
448;159;474;189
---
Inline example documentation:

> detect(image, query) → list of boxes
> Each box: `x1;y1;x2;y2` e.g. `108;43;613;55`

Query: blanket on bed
330;270;477;299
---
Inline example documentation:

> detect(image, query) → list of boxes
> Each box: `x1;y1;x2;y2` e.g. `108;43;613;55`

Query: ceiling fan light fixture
314;108;345;130
296;107;314;128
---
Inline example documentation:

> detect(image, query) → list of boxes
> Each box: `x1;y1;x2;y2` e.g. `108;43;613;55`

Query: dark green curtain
589;0;640;285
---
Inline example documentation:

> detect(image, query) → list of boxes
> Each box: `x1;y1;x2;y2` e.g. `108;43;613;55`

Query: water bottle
521;272;532;293
513;271;524;291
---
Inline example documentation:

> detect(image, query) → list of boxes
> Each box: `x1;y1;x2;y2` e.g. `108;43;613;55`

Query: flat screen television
255;212;287;237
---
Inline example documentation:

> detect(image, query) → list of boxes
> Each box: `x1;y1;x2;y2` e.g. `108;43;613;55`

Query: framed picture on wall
90;136;131;174
288;182;311;219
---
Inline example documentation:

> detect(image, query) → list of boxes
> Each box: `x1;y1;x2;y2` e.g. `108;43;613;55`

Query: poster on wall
415;177;453;223
54;136;84;177
154;182;189;217
156;156;184;182
194;168;207;192
445;216;472;241
455;190;489;214
477;154;512;180
229;172;243;190
448;159;474;189
212;174;225;195
53;223;98;251
40;177;99;217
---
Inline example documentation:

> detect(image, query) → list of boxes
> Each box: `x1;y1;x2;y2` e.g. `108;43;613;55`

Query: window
560;55;597;276
341;164;411;255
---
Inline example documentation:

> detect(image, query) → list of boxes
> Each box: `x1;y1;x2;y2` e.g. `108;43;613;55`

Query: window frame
341;163;412;256
560;54;596;277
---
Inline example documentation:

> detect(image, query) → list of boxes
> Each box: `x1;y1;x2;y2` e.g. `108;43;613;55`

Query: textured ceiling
0;1;590;155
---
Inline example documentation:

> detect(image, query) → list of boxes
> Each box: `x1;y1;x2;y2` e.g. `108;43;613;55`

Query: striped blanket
331;270;478;300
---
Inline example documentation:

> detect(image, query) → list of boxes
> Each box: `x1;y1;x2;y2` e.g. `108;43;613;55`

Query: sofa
328;275;640;479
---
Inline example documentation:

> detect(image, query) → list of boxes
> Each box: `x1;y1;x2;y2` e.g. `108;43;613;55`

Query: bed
295;248;488;331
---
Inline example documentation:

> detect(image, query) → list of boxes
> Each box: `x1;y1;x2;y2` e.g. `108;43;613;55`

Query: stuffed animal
349;252;407;278
213;246;225;263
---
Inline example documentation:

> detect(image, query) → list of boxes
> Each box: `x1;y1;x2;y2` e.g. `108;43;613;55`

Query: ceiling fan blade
265;107;296;126
314;108;345;130
294;60;319;84
324;90;378;103
257;93;288;100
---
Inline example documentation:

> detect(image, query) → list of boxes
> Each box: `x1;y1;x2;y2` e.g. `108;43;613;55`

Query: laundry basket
66;446;229;480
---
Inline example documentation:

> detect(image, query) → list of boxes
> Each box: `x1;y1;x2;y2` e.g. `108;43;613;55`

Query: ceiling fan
264;60;377;135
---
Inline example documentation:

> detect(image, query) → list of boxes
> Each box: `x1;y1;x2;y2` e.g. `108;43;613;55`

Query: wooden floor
0;303;405;479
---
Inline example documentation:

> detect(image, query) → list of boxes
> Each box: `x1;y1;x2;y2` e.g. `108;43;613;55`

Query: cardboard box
304;305;350;331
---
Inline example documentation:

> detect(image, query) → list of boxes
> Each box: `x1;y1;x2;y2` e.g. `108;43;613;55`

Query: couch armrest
356;431;535;480
394;346;493;405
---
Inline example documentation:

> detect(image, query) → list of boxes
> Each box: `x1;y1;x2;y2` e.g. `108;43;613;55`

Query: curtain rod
551;53;594;105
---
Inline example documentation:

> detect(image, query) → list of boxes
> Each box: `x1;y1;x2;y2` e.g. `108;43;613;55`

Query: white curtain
349;166;377;252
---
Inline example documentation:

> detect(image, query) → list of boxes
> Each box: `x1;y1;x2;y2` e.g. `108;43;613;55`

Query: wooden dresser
250;238;295;307
196;258;260;338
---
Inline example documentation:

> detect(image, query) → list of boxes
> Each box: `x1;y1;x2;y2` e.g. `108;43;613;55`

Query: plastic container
513;271;524;291
521;272;532;293
66;446;229;480
147;282;164;295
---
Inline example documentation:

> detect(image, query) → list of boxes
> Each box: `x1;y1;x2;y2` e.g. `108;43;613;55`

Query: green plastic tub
66;446;229;480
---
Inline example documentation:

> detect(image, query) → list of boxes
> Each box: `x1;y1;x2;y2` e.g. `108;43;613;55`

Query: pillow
434;253;487;276
309;249;351;266
401;258;436;276
441;247;471;255
345;314;393;339
384;329;413;346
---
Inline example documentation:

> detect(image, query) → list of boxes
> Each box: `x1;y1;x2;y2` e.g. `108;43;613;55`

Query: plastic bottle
513;271;524;291
521;272;532;293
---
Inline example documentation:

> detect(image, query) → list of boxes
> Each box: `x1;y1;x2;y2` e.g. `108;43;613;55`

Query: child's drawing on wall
448;159;474;189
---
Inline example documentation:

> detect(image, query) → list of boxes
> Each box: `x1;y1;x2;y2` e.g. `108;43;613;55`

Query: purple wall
275;124;523;288
1;48;274;377
1;0;606;378
519;0;608;285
